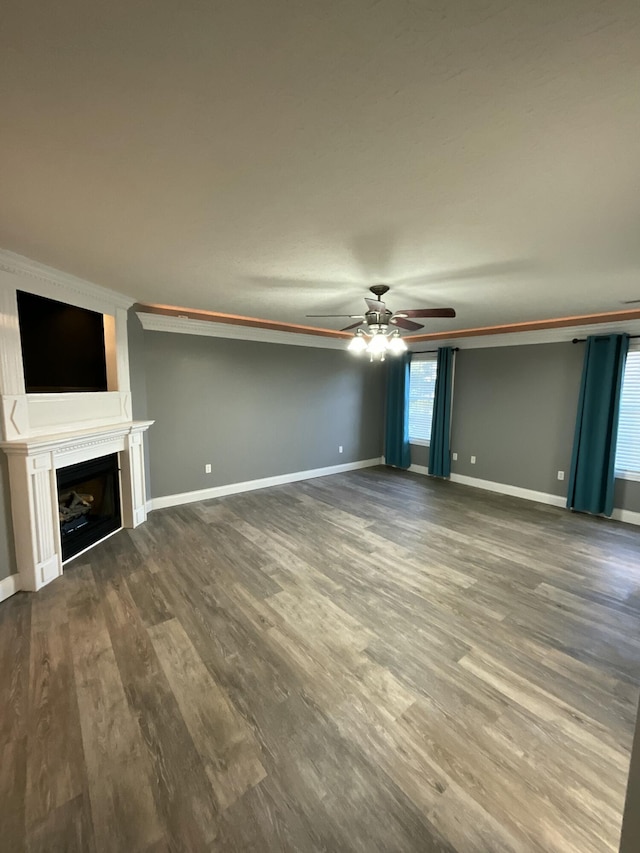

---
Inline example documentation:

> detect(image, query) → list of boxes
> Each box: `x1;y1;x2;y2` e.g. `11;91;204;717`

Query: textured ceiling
1;0;639;332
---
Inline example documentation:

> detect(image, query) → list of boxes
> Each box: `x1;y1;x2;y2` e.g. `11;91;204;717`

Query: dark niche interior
57;454;121;562
17;290;109;393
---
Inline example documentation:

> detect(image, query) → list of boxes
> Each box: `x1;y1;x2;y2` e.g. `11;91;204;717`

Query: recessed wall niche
17;290;109;393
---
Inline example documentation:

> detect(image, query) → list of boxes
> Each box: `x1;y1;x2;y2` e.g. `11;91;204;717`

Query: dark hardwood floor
1;467;640;852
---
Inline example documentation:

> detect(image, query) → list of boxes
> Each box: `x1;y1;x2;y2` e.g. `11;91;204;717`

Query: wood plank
148;617;266;811
66;566;164;853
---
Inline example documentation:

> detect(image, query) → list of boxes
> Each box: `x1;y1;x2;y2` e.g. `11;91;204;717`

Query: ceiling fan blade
340;321;365;331
306;314;365;318
390;317;424;331
392;308;456;319
365;298;386;312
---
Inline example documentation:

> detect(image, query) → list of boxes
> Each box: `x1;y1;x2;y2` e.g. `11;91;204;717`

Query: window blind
408;356;438;443
616;343;640;475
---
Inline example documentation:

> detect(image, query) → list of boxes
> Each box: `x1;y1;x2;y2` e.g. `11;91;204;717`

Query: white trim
409;463;430;476
137;312;347;350
0;573;21;604
150;457;383;510
145;499;153;515
611;508;640;526
616;470;640;482
449;472;566;507
409;438;431;448
62;527;123;566
408;319;640;352
408;467;640;527
0;248;134;312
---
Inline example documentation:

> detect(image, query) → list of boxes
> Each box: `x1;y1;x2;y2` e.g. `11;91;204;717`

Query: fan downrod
369;284;390;299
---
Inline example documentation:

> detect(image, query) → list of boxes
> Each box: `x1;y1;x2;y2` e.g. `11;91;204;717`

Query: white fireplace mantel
0;249;153;594
2;421;153;591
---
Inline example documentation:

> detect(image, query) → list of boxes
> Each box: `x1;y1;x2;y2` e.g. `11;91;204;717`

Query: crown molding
408;317;640;351
407;309;640;350
137;311;348;350
135;303;351;339
0;248;135;313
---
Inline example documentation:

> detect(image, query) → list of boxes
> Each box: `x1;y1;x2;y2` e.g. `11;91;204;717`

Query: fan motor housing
365;309;393;329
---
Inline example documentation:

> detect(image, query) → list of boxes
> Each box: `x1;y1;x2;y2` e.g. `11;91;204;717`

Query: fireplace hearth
57;454;121;561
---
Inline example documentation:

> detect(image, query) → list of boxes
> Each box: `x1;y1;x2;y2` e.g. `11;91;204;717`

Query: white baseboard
449;472;567;508
409;468;640;527
612;507;640;526
0;573;21;604
150;457;384;511
409;463;430;476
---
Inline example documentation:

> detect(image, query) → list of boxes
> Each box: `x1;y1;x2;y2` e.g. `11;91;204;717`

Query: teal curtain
429;347;455;478
567;333;629;516
384;351;411;468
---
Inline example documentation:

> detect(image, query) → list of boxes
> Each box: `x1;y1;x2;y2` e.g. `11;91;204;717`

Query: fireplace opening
57;454;121;562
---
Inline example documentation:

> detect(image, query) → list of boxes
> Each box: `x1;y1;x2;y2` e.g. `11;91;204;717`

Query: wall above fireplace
0;248;134;443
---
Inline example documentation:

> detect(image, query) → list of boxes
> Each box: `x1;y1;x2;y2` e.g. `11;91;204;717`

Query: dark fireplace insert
57;454;121;561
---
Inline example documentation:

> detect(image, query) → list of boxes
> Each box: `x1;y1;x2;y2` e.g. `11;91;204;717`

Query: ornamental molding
0;248;135;312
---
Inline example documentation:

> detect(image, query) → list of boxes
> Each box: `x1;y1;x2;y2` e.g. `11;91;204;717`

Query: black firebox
57;454;121;561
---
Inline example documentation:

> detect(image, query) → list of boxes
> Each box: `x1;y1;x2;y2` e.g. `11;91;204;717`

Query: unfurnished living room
1;2;640;852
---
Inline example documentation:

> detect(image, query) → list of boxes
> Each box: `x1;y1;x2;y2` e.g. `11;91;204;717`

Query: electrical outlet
452;452;458;461
205;463;212;474
470;455;476;464
557;470;565;481
338;446;343;453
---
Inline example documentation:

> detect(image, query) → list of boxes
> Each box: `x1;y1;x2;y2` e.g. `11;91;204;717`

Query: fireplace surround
0;250;152;594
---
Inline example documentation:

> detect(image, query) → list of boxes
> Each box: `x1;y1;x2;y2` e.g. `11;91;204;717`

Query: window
408;356;438;444
616;343;640;478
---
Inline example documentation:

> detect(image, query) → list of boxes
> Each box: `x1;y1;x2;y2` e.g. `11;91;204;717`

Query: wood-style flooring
1;467;640;852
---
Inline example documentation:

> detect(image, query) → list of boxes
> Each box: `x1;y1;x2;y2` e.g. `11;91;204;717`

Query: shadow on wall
0;454;17;579
359;361;385;456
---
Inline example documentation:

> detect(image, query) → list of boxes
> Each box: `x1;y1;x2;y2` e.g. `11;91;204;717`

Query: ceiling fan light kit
347;329;407;362
308;284;455;362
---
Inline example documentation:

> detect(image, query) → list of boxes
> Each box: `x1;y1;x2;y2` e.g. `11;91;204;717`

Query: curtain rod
572;335;640;343
412;346;460;354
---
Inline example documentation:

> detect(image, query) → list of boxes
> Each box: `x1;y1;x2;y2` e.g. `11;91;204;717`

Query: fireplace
57;453;122;561
1;251;153;594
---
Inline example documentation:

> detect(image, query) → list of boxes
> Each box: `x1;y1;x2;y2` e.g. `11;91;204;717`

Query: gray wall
142;330;385;499
615;478;640;514
0;455;16;580
409;342;640;512
449;342;583;496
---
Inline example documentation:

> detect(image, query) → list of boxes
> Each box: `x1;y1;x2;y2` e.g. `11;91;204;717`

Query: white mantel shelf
1;420;154;457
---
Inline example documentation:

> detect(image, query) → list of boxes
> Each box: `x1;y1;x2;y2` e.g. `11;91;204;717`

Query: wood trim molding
136;311;349;350
137;302;640;352
135;303;352;339
406;308;640;343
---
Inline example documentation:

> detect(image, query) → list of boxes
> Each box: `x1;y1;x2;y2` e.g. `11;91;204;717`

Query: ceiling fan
307;284;456;360
307;284;456;332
